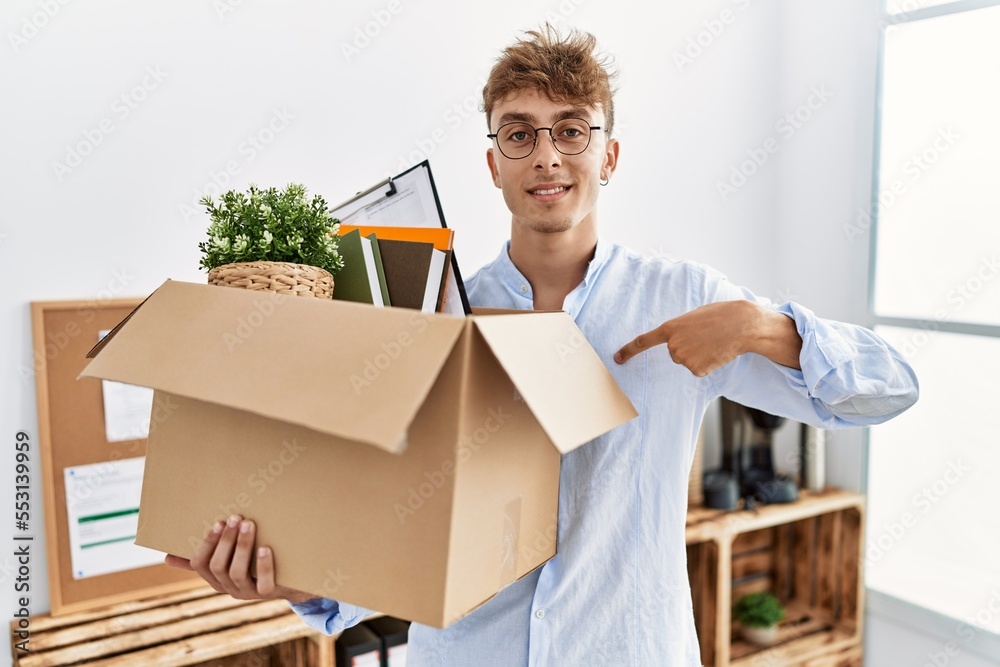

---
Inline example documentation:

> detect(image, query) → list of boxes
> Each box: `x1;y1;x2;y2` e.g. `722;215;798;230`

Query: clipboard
328;160;472;316
329;177;397;225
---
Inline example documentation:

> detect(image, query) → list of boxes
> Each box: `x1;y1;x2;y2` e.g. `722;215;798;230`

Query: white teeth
533;186;566;195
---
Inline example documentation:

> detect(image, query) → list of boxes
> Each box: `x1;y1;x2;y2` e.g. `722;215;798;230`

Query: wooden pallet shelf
10;490;863;666
9;585;332;667
686;489;865;667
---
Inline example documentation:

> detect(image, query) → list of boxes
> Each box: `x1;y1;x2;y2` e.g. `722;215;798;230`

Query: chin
525;218;576;234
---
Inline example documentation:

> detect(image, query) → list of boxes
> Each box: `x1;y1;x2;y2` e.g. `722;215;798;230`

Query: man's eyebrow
496;111;536;125
495;108;596;127
553;108;594;123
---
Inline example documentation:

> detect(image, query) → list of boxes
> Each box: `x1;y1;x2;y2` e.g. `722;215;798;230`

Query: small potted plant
732;591;786;646
198;183;344;299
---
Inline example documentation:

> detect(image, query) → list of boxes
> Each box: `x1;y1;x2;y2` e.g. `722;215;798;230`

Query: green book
332;229;388;307
364;232;391;307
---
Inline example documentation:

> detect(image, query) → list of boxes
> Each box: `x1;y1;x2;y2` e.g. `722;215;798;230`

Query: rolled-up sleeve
703;271;919;427
774;301;918;423
287;598;374;636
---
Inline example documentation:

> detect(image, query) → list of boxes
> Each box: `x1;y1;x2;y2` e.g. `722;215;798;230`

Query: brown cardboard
80;280;637;628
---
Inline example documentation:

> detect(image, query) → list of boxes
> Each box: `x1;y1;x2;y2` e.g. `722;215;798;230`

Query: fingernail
614;352;623;363
258;547;268;558
227;515;239;528
212;522;223;535
240;520;251;534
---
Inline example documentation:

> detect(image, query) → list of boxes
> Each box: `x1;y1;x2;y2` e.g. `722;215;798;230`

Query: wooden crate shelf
686;489;865;667
10;491;861;666
9;585;333;667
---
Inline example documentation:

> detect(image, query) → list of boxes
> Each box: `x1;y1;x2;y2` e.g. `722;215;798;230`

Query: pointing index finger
614;325;669;364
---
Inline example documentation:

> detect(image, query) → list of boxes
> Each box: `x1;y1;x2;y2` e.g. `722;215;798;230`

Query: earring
600;175;609;187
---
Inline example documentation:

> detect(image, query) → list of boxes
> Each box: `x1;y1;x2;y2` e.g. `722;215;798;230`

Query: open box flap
80;280;467;454
472;313;638;455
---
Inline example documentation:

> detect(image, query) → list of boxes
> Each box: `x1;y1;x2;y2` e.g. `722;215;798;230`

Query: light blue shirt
290;241;918;666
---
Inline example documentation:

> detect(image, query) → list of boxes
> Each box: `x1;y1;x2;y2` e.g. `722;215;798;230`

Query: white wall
1;1;976;665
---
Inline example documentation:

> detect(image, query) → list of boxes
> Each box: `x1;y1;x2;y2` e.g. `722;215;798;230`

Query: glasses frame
487;118;607;160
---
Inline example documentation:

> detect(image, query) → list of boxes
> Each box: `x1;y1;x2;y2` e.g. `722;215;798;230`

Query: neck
508;219;598;310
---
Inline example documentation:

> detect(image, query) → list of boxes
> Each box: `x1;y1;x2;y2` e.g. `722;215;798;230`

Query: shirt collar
497;237;611;315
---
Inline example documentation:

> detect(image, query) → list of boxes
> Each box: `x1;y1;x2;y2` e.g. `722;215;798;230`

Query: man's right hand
165;515;316;605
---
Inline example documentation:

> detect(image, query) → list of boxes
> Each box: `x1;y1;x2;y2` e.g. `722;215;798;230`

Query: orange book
337;225;454;252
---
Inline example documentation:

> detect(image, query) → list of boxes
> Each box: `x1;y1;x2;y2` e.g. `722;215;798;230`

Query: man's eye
561;128;583;138
509;131;531;143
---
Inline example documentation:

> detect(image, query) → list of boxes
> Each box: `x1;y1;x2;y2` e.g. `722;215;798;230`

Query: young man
168;26;918;666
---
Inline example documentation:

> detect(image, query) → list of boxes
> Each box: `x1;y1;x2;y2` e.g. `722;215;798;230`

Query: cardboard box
81;280;637;627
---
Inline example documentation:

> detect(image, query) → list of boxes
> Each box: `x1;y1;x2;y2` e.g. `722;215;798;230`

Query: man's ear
486;147;502;189
602;137;620;180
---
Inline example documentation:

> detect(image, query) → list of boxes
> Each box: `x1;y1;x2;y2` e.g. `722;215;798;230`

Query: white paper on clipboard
329;161;469;316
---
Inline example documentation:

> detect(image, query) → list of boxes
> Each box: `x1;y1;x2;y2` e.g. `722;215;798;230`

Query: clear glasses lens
496;119;593;159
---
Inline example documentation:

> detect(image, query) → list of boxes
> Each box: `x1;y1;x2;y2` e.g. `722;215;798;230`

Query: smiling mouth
530;185;570;196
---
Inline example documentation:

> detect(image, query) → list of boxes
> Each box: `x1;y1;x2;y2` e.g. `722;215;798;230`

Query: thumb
164;554;193;571
255;546;276;597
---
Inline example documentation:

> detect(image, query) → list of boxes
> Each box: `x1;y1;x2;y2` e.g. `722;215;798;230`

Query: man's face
486;89;618;235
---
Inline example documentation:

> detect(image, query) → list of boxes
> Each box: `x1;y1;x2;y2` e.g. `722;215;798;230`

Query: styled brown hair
483;24;618;135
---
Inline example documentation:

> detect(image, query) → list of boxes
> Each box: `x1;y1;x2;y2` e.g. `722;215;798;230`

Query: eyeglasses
487;118;606;159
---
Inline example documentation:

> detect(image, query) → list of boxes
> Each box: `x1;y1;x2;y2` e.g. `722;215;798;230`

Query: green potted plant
198;183;344;299
732;591;786;646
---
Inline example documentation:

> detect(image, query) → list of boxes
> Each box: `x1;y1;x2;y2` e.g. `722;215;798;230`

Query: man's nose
532;129;562;168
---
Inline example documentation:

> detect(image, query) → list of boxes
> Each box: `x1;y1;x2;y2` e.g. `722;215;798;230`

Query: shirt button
535;609;545;619
519;284;528;294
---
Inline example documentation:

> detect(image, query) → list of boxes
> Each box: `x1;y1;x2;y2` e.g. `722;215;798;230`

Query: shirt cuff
287;597;374;636
776;301;857;399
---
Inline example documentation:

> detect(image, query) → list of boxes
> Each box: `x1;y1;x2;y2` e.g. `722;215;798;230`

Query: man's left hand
613;300;802;375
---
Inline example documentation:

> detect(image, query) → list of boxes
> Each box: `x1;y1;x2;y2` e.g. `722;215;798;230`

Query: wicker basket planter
739;623;778;647
207;261;334;299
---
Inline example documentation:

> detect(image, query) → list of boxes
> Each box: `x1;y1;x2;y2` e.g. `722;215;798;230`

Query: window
867;0;1000;641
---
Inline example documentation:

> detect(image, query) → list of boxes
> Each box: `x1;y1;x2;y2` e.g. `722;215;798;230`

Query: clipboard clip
330;177;397;224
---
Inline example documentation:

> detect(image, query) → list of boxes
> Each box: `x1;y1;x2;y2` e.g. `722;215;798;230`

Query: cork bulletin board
30;297;201;616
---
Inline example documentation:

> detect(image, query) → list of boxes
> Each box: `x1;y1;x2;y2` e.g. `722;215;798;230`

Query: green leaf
197;183;343;274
